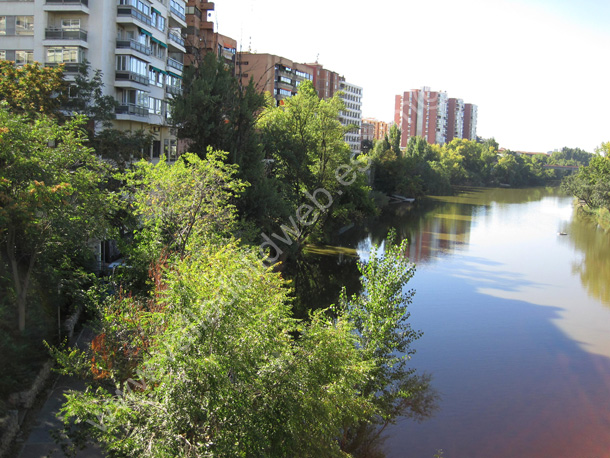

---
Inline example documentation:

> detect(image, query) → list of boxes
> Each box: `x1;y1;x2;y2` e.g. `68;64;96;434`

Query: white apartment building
464;103;478;141
0;0;187;161
338;80;362;155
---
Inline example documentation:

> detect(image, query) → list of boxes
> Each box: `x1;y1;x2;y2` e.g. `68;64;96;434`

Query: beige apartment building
0;0;188;161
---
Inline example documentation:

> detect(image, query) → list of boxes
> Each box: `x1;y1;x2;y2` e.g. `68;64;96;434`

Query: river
299;187;610;458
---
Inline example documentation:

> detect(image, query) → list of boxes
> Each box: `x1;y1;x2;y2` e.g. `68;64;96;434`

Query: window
164;139;177;161
148;97;163;115
185;6;202;19
122;89;149;107
148;68;164;87
156;14;165;31
0;50;5;60
166;73;181;88
15;50;34;65
151;41;165;59
150;9;165;31
61;19;80;30
47;47;81;63
0;17;5;35
15;16;33;35
116;55;147;76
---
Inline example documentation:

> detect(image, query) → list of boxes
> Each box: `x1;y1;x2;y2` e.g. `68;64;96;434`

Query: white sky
213;0;610;153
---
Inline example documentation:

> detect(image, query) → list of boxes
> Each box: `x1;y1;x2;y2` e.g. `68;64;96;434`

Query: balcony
116;104;149;117
169;5;186;21
169;0;187;27
115;70;149;86
44;0;88;12
46;0;88;4
116;38;152;56
168;32;184;47
45;27;88;41
117;5;153;27
167;57;183;72
45;62;82;73
165;85;182;96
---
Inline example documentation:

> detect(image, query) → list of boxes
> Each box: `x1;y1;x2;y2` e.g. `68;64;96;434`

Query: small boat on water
558;232;567;236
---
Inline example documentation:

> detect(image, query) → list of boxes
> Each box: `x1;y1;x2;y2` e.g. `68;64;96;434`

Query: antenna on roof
316;53;319;63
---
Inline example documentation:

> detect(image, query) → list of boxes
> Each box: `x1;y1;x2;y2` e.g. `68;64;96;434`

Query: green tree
341;233;437;431
52;158;435;457
53;240;433;458
0;61;65;117
171;52;265;161
171;53;285;237
257;81;373;254
0;107;112;332
562;153;610;210
61;61;118;130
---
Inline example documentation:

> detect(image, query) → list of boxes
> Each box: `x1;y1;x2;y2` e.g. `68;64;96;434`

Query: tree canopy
0;106;112;333
52;152;434;457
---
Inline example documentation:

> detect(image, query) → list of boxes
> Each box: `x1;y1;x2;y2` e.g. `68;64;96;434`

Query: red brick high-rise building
395;88;477;146
394;87;448;147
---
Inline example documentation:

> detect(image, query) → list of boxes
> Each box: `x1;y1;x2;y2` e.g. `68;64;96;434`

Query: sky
213;0;610;153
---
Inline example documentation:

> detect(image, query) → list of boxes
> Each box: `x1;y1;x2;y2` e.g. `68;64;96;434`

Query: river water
303;187;610;458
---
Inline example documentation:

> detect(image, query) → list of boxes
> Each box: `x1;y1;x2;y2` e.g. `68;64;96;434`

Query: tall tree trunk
6;228;37;332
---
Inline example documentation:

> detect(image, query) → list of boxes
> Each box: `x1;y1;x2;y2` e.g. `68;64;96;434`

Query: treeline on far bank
367;125;595;200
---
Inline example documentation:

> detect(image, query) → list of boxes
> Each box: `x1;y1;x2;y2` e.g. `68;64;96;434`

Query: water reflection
299;187;610;457
564;208;610;306
283;249;362;319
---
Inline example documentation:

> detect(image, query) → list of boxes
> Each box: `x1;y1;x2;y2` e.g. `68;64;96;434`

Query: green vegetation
51;155;433;457
0;106;113;397
370;132;594;197
4;58;602;456
1;62;429;456
561;142;610;228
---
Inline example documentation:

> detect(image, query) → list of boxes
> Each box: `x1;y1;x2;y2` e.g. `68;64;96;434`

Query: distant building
185;0;215;63
305;62;341;99
395;87;448;147
463;103;478;140
236;52;313;105
395;88;477;145
362;117;389;140
446;98;465;143
361;121;375;142
338;80;362;154
184;2;236;69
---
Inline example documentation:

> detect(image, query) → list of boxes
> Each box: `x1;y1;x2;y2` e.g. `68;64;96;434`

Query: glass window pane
16;16;34;35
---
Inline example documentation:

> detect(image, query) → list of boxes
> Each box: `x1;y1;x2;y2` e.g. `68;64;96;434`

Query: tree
257;81;373;251
171;52;265;162
53;238;433;458
0;61;65;117
170;53;286;237
0;107;111;331
61;61;118;130
52;156;435;457
92;128;155;171
562;153;610;210
125;150;246;261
